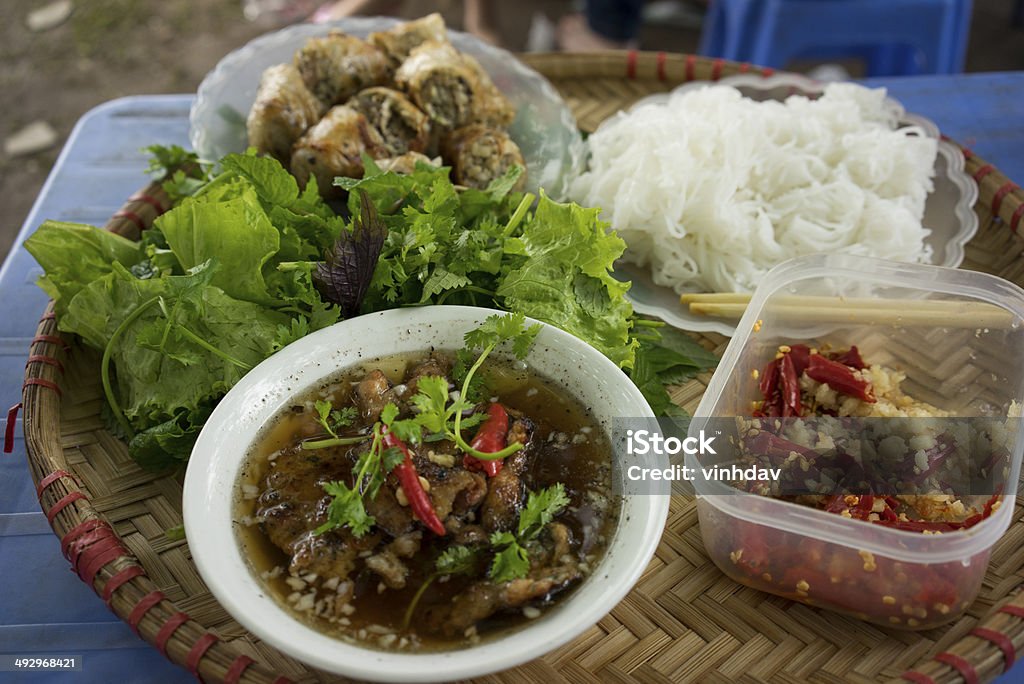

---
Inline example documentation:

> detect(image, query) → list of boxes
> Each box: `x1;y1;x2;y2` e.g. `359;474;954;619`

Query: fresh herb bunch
24;148;717;471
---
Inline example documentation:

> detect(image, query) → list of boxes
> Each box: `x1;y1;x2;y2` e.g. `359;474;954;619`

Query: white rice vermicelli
569;83;938;293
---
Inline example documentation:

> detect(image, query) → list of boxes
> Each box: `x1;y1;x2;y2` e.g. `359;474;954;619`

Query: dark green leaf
435;545;479;576
488;531;530;583
517;484;570;540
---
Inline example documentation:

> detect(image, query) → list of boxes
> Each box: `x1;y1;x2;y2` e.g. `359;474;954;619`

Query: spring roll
294;31;390;106
348;87;430;156
247;64;324;164
290;105;386;197
459;53;516;128
368;13;448;66
393;41;480;132
443;124;526;190
375;151;439;175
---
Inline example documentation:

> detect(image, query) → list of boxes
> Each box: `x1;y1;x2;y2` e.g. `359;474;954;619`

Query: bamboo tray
19;52;1024;684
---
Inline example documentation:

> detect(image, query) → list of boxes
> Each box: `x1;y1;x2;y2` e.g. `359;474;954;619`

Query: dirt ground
2;0;1022;266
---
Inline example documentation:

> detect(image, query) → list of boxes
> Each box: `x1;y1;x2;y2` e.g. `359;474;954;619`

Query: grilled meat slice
356;369;392;423
481;416;535;532
422;559;580;637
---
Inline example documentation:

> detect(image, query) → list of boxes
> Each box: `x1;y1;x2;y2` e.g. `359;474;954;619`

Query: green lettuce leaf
24;221;144;319
498;194;637;368
62;261;287;430
156;184;280;304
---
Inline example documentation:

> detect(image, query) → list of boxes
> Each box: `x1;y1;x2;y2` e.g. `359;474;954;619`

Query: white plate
605;73;979;337
189;17;585;200
183;305;667;682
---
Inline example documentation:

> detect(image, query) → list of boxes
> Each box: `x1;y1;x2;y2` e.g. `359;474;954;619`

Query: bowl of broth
183;306;666;681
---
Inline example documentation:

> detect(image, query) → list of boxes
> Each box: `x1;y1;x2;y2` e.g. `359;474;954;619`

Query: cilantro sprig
489;484;570;583
314;400;357;438
315;421;405;537
402;545;481;628
448;312;541;460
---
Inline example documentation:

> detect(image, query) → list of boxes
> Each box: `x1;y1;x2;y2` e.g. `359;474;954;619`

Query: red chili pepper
805;354;876;403
463;403;509;477
788;344;811;376
759;358;780;399
746;430;820;465
779;353;803;417
828;345;866;370
382;429;446;536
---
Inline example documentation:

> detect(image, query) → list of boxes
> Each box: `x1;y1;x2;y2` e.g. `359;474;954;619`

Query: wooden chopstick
682;293;1017;328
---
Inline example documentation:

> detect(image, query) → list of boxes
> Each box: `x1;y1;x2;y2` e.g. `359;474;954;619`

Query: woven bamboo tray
18;52;1024;684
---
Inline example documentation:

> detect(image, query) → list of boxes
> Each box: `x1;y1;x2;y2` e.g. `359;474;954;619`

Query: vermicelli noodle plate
570;83;939;293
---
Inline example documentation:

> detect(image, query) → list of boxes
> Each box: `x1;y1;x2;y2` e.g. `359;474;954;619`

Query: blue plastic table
2;74;1023;682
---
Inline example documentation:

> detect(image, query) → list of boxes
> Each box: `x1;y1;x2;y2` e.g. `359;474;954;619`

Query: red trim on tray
114;210;146;232
65;526;117;572
972;165;995;183
36;469;78;497
24;378;62;397
656;51;667;81
186;632;218;678
61;519;108;558
45;491;87;523
129;193;168;215
128;591;166;634
901;672;936;684
272;677;293;684
626;50;637;79
711;58;724;81
999;604;1024;619
1010;203;1024;234
223;655;254;684
155;612;190;657
934;652;979;684
991;182;1019;216
970;627;1015;670
739;62;751;73
26;354;65;374
4;403;20;453
961;146;975;159
102;566;145;605
77;537;127;584
30;334;69;352
762;66;776;77
684;53;696;82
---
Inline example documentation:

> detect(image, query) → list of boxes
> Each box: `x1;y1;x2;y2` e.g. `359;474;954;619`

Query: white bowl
189;16;585;200
183;306;667;682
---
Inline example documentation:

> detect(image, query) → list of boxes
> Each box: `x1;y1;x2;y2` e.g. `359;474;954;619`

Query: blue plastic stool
699;0;973;77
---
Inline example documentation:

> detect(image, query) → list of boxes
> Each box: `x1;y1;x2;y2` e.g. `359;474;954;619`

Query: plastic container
688;253;1024;629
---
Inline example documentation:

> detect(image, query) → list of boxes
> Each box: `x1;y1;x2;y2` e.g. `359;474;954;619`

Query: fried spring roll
459;53;515;128
290;105;386;197
395;41;515;133
443;124;526;190
348;87;430;156
395;41;478;131
246;64;324;164
368;13;448;66
294;31;390;106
